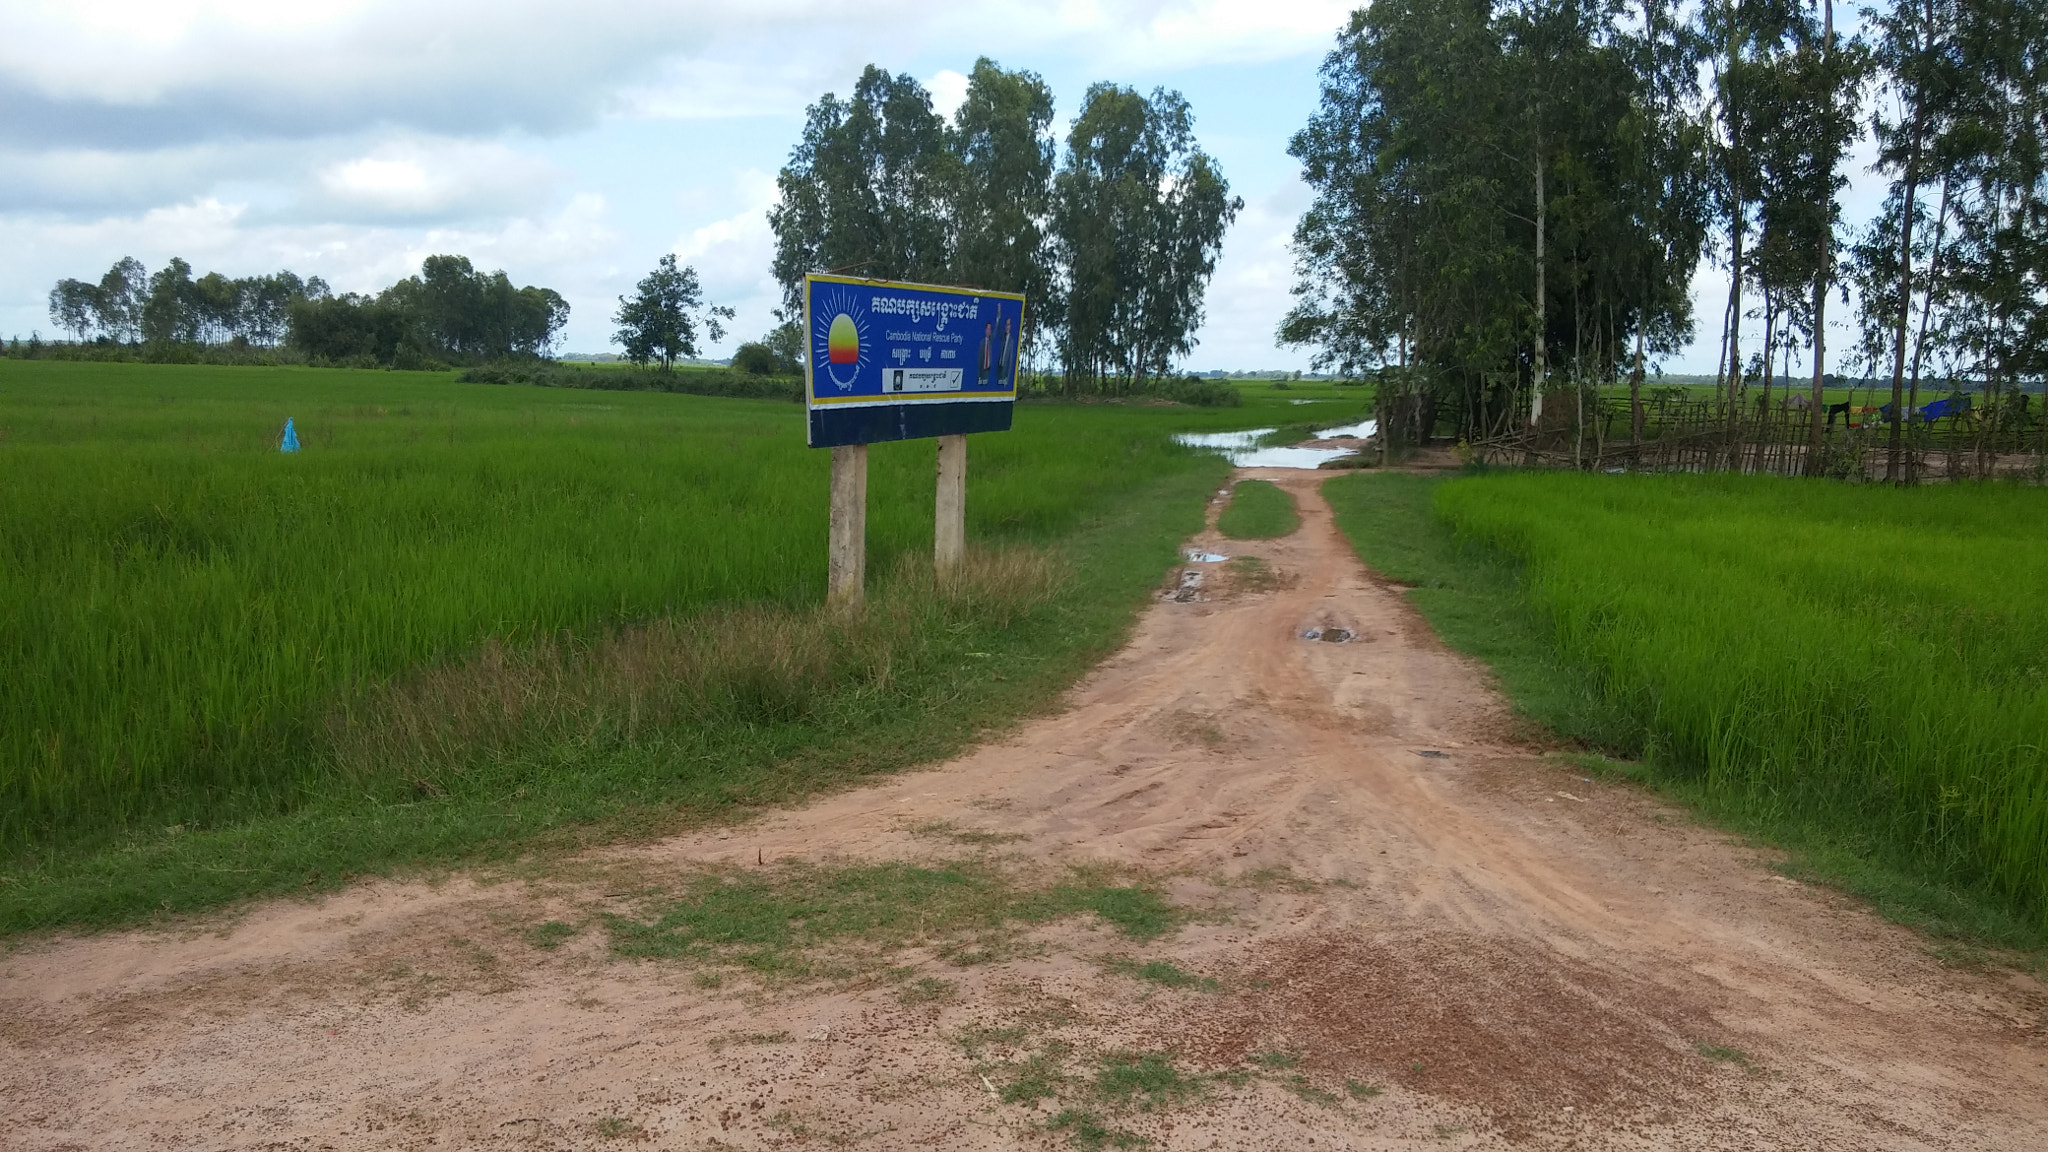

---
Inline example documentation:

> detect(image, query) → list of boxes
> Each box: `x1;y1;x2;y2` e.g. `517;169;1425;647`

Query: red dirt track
4;471;2044;1149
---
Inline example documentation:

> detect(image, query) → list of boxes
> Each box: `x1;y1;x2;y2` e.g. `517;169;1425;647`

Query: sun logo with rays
812;286;871;391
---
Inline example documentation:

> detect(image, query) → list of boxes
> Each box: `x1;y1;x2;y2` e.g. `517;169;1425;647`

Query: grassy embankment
0;361;1367;932
1216;479;1301;540
1325;471;2048;952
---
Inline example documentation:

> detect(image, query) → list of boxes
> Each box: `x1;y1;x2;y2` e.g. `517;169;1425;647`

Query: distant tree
380;255;569;360
1853;0;1951;480
241;272;317;347
142;258;201;345
286;294;405;362
731;341;797;376
48;279;100;341
1051;84;1241;393
763;317;806;370
95;257;148;343
192;271;241;345
613;254;733;370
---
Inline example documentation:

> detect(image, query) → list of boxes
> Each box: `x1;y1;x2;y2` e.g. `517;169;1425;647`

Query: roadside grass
988;1038;1363;1148
1324;471;2048;957
1047;1109;1150;1150
606;857;1186;978
1693;1041;1762;1073
523;920;578;950
958;995;1372;1147
1216;479;1300;539
0;359;1249;933
593;854;1194;995
1100;956;1218;991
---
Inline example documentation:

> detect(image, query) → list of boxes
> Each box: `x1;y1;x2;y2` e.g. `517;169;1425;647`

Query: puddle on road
1301;627;1354;643
1187;550;1229;563
1173;419;1379;469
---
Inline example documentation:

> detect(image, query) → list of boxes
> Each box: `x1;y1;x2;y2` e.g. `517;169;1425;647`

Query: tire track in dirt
2;470;2044;1150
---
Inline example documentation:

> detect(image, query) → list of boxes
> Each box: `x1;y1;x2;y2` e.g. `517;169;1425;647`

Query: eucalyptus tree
769;59;1064;364
1933;0;2047;440
1284;0;1528;435
142;258;202;345
1745;0;1849;428
769;66;958;313
47;279;98;342
949;58;1058;346
1284;0;1705;450
1792;0;1867;457
1856;0;1953;480
49;258;318;347
1513;0;1699;462
1617;0;1712;442
1050;84;1240;393
1700;0;1794;449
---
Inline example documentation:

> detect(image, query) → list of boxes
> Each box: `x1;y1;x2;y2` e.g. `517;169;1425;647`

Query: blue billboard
803;273;1026;448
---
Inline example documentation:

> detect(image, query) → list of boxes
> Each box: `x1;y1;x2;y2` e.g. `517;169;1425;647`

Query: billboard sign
804;273;1026;448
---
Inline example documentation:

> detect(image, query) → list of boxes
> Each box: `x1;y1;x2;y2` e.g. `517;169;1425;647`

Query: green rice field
0;360;1362;930
1421;471;2048;933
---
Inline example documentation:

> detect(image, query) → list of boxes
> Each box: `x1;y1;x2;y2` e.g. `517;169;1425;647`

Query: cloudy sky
3;0;1884;372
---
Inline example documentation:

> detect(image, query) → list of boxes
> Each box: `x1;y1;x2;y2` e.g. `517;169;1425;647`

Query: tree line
1282;0;2047;477
49;258;322;348
767;58;1243;396
47;255;569;367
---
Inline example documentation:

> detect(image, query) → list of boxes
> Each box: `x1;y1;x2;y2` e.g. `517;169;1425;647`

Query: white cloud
927;69;971;120
2;1;1354;148
1140;0;1353;65
1187;178;1312;371
668;171;784;351
310;139;560;222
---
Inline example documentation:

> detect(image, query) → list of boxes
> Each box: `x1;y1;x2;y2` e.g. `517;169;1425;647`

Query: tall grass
0;360;1273;855
1433;471;2048;926
327;548;1064;785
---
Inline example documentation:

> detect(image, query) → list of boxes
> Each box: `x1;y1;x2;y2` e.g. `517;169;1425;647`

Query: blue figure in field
280;417;299;452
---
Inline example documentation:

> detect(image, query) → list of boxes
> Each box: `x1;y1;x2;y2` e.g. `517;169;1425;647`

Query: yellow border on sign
811;392;1015;405
805;272;1026;303
803;273;1027;407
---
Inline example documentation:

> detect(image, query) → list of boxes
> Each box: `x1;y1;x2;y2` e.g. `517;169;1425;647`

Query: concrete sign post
934;434;967;575
805;274;1025;605
828;443;867;605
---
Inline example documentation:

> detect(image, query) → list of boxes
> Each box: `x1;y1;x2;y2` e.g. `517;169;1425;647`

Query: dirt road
5;472;2044;1150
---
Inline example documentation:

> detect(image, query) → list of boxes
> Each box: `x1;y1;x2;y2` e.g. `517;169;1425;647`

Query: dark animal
1826;400;1853;429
